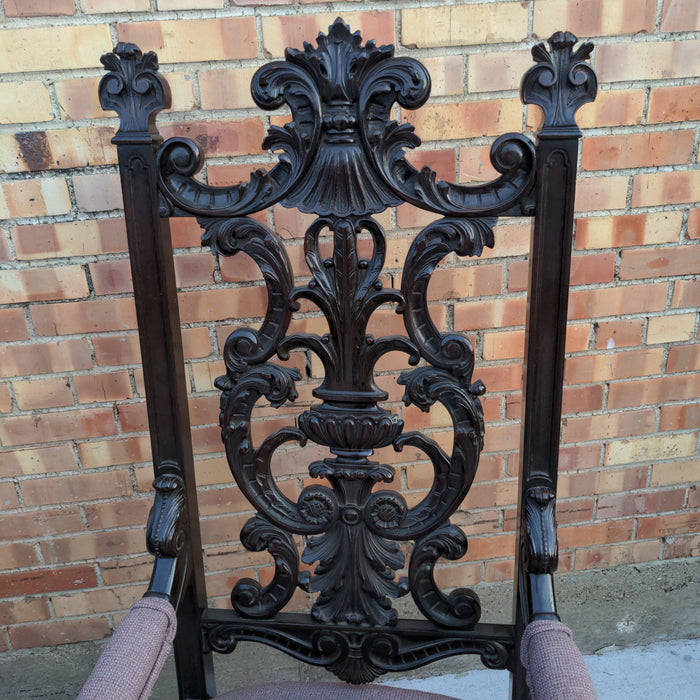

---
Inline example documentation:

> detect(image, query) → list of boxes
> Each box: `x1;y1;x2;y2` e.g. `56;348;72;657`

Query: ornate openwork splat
99;18;596;690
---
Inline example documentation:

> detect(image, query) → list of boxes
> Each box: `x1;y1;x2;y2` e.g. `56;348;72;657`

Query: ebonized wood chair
79;19;598;700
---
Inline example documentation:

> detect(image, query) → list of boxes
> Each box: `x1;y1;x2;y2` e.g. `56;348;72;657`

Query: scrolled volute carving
146;470;187;558
99;43;170;141
409;524;481;629
521;31;597;133
523;485;559;574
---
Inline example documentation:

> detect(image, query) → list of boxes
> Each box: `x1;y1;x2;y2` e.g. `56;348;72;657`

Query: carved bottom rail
202;610;514;684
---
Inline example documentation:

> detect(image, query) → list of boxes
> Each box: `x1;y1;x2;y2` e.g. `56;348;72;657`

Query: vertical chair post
512;33;597;698
99;44;216;699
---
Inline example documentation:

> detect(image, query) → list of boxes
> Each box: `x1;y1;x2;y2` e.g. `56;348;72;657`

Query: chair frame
98;19;596;699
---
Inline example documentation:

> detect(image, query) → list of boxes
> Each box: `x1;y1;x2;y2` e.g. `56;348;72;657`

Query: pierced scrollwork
401;217;496;380
409;524;481;629
146;470;187;558
99;43;170;141
231;516;299;619
521;31;597;133
523;486;559;574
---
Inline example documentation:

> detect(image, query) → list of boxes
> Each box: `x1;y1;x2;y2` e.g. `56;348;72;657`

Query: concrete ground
1;559;698;699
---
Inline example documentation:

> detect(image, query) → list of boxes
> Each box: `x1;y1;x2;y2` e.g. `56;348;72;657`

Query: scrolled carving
523;486;559;574
409;524;481;629
231;517;299;618
206;625;238;654
480;641;510;670
521;31;597;133
146;471;187;558
99;43;169;140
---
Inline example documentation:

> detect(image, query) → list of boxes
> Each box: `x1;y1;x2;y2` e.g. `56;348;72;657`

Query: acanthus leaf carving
523;486;559;574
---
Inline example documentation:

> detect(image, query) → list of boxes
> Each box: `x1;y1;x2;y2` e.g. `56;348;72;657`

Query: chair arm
77;596;176;700
520;619;597;700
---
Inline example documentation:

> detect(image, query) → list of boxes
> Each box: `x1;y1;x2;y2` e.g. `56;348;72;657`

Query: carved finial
99;42;171;143
521;31;597;134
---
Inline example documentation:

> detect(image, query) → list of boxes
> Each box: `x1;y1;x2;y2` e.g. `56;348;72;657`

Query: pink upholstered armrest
520;620;597;700
77;596;176;700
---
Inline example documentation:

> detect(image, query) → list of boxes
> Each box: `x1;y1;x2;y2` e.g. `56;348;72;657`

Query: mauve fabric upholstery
520;620;597;699
215;682;458;700
76;596;176;700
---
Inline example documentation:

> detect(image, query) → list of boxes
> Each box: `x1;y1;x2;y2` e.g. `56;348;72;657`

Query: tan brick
660;404;700;432
0;308;29;342
637;512;699;540
0;339;93;378
632;170;700;207
605;433;697;466
74;371;133;403
575;212;683;250
621;245;700;281
0;179;71;219
158;0;222;8
174;252;215;289
405;99;522;141
0;507;83;541
0;25;111;74
573;176;629;212
53;584;144;618
576;89;645;129
73;172;122;213
647;313;696;344
0;596;50;626
1;407;118;447
422;56;464;97
78;436;151;469
31;298;137;336
427;264;502;301
82;0;149;10
534;0;655;37
199;67;258;111
594;318;645;350
0;82;53;125
562;385;605;415
4;0;75;16
117;18;257;64
663;533;700;560
689;208;700;240
0;383;12;412
559;520;634;550
468;50;531;93
88;259;132;296
263;12;394;59
596;40;700;83
609;374;700;409
660;0;700;31
13;377;74;410
0;266;88;303
11;219;127;260
84;498;151;530
22;469;132;508
648;85;700;124
178;287;268;324
402;4;527;48
0;481;20;510
570;252;616;286
9;617;110;649
562;409;656;443
597;466;649;494
565;348;665;384
575;541;659;570
650;459;700;487
454;296;526;331
568;283;668;320
160;119;266;159
93;334;141;367
582;130;695;171
2;445;77;477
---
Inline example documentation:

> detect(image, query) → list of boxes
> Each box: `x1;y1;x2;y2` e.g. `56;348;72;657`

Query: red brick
667;344;699;373
2;445;77;477
4;0;75;15
9;617;110;649
660;404;700;431
581;130;695;171
648;85;700;123
117;402;148;433
598;489;686;520
454;297;526;331
0;407;118;446
663;534;700;560
100;556;152;586
562;409;656;443
41;529;145;564
558;444;602;472
0;339;92;378
575;212;682;250
559;520;634;550
562;385;605;415
13;377;74;410
0;597;49;626
78;435;151;470
570;252;615;286
468;50;531;93
565;348;664;384
672;278;700;308
31;298;137;335
556;498;595;525
89;260;132;296
178;287;268;324
596;40;700;83
22;470;132;507
637;512;699;540
576;89;645;129
575;541;659;570
594;319;645;350
0;565;96;596
0;383;11;413
0;508;83;541
568;283;668;320
74;372;133;403
608;374;700;409
0;308;29;341
73;173;122;213
160;119;266;159
660;0;700;31
620;245;700;280
174;252;215;288
11;219;127;260
427;264;502;301
0;481;20;510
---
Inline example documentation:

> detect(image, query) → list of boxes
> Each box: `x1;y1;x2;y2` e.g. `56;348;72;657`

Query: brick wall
0;0;698;651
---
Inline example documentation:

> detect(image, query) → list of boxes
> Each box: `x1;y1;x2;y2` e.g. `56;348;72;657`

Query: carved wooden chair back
98;19;597;700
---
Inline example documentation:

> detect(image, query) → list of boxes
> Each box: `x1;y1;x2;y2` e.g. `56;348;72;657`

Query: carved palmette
134;18;594;683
